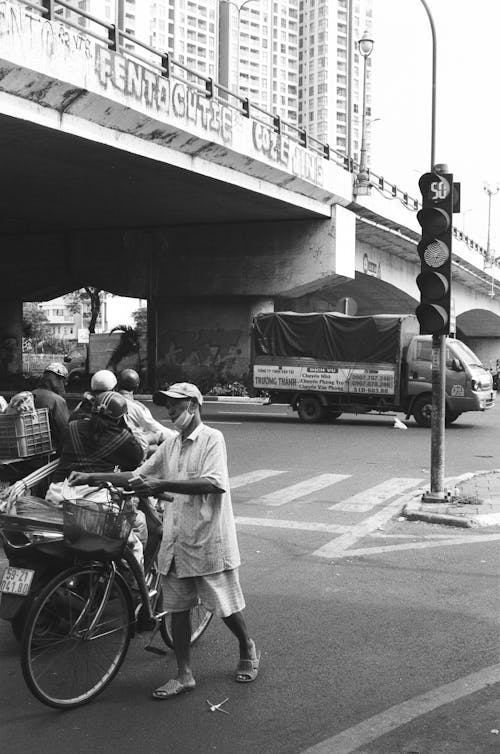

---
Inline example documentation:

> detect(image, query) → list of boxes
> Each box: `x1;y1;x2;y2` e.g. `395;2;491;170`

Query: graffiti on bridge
157;329;247;390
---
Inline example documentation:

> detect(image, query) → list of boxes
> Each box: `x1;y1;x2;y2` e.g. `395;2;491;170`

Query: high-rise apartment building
150;1;218;79
299;0;373;160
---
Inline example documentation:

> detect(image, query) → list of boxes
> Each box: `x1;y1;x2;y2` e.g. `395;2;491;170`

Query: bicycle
5;483;212;709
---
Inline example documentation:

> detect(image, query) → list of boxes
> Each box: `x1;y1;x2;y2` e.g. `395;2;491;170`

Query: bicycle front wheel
21;565;134;709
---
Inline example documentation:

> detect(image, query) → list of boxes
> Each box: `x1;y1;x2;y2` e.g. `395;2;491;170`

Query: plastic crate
0;409;53;458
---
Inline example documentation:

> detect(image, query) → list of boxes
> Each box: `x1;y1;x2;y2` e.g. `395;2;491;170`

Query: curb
403;472;500;528
135;395;271;405
201;396;271;404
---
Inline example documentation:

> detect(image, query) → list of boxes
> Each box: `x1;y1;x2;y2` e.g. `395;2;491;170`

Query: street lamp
354;29;374;197
219;0;259;93
484;183;499;268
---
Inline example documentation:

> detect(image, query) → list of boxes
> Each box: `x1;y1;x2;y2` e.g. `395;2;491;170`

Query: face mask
173;404;194;432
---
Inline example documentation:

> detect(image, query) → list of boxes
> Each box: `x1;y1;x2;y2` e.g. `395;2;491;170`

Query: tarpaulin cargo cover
252;312;409;364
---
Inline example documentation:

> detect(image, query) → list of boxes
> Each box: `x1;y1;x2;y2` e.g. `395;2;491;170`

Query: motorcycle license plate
0;567;34;596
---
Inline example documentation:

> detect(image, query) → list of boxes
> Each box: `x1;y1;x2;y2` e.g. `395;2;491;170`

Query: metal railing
12;0;492;268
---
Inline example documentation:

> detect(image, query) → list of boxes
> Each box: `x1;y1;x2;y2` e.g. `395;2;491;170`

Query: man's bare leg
171;610;195;685
223;611;258;660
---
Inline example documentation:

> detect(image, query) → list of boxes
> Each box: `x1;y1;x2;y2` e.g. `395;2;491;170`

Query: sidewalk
403;470;500;528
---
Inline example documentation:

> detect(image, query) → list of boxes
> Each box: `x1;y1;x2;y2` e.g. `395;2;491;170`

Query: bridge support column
154;296;274;390
0;300;23;384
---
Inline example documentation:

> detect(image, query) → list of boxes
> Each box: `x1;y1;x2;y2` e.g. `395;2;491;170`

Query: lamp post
219;0;259;93
354;30;374;196
484;183;499;267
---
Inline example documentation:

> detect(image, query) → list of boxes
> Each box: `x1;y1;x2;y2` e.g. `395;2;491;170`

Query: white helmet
45;362;68;379
91;370;117;392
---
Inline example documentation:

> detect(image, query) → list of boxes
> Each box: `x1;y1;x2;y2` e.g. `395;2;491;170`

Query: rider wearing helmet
117;368;175;452
69;369;118;422
32;362;70;454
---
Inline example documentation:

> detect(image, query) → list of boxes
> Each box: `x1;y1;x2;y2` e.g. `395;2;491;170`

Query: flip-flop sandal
235;650;261;683
152;679;196;700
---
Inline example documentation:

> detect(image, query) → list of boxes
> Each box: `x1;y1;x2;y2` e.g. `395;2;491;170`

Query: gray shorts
161;567;245;618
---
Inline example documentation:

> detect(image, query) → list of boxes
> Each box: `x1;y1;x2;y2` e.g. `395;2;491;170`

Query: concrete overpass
1;0;499;388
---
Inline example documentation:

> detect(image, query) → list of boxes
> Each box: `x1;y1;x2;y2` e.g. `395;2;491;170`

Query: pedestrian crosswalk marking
313;492;416;559
247;473;351;507
330;478;424;512
230;470;286;489
235;517;351;534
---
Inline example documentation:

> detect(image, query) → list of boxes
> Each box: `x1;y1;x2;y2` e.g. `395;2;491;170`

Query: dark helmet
117;368;140;392
92;391;128;420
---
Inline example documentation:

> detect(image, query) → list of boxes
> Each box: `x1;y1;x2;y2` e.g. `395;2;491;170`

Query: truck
64;332;143;389
250;312;495;426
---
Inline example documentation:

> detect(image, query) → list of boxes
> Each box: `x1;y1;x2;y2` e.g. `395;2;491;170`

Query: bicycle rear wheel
159;592;213;649
21;564;133;709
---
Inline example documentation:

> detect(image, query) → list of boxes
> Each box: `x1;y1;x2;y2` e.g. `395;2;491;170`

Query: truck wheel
297;395;326;423
412;395;432;427
445;411;461;426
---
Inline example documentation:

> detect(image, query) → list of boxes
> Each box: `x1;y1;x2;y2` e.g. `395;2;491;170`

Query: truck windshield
450;341;485;368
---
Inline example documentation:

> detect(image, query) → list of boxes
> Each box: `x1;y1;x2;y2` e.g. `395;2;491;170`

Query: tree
65;287;103;334
131;307;147;335
108;325;142;372
22;303;50;352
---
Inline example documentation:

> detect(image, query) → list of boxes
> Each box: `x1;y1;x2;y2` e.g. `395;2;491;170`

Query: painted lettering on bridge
95;47;233;145
252;121;324;186
0;1;91;59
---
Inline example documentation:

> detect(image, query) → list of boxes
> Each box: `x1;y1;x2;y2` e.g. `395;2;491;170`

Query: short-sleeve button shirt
136;423;240;577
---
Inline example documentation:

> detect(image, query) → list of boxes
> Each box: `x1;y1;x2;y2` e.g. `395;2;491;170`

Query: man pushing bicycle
69;381;261;699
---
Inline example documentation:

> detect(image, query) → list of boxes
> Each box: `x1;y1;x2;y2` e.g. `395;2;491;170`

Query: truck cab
406;336;495;426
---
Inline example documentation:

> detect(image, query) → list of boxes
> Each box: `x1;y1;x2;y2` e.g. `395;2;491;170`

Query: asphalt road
2;400;500;753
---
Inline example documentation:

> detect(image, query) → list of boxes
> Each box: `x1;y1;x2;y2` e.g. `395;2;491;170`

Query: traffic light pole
428;333;446;500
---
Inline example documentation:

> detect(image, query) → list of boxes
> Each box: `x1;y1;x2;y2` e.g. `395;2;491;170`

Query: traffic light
416;171;453;335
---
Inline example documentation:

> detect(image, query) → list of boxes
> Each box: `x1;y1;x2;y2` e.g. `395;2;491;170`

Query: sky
371;0;500;251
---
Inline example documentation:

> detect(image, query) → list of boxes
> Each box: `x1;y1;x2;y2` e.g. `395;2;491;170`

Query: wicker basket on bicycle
63;499;132;560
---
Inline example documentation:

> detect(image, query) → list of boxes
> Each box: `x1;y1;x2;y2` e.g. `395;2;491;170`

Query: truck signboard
254;363;396;394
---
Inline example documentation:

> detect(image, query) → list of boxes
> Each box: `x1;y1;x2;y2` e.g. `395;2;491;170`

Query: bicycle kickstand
144;611;168;656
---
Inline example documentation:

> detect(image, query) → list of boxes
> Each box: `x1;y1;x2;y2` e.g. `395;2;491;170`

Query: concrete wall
0;299;23;383
154;296;274;391
466;339;500;371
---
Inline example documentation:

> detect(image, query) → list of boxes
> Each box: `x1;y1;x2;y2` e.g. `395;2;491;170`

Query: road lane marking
330;477;424;512
300;662;500;754
218;411;290;417
205;421;242;425
230;470;286;489
313;493;413;559
248;474;351;507
331;532;500;558
235;517;351;534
